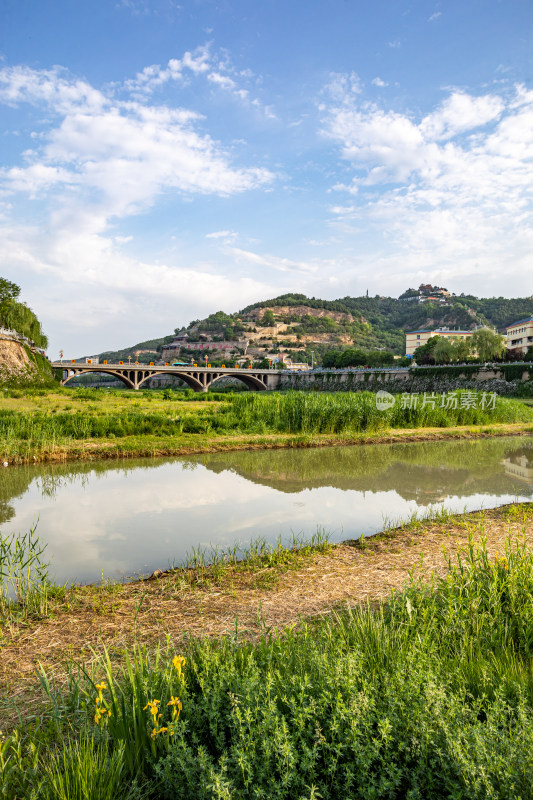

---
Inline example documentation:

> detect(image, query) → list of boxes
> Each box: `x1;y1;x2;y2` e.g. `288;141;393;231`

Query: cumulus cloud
0;58;276;353
322;81;533;293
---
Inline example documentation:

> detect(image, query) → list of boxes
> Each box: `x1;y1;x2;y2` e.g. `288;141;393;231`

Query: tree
470;328;505;362
433;338;455;364
0;278;21;307
413;336;440;365
451;338;471;363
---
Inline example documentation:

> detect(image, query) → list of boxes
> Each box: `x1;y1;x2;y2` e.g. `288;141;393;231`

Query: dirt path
1;503;532;722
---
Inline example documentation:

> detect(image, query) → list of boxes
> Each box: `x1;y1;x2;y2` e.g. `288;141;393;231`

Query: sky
1;0;533;357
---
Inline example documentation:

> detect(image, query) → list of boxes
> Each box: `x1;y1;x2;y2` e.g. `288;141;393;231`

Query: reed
219;390;533;434
0;524;62;623
0;390;532;461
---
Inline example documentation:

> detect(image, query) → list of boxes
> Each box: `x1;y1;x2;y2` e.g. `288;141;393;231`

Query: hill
93;288;533;366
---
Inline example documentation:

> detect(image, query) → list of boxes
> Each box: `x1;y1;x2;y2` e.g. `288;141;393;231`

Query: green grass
0;525;65;628
1;389;532;462
4;527;533;799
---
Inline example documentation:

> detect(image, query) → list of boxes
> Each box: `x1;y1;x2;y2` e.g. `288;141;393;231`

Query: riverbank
2;502;533;799
1;387;533;463
6;421;533;463
1;502;531;722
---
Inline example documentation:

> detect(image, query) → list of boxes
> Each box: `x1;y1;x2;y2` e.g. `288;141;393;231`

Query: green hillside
94;289;533;365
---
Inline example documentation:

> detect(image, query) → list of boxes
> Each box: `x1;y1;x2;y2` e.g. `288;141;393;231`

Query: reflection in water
503;452;533;485
0;436;531;586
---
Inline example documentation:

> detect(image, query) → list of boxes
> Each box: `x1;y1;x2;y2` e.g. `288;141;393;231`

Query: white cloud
0;58;276;353
371;77;388;88
428;11;442;22
420;92;503;140
322;82;533;295
0;62;273;216
205;230;238;240
123;45;271;114
227;247;318;274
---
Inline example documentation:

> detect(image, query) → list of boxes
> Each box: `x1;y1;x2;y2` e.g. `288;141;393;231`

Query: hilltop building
399;284;452;305
505;316;533;356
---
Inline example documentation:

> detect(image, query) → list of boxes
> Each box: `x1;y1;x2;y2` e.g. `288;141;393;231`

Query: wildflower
143;699;161;723
172;655;186;677
167;695;183;721
94;680;110;725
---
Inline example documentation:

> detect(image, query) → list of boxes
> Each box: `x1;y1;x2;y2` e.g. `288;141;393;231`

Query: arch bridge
52;361;281;392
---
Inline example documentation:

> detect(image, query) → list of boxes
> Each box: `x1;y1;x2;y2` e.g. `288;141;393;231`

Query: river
1;435;532;585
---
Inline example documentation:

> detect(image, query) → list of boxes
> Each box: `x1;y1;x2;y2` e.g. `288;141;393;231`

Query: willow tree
0;278;48;349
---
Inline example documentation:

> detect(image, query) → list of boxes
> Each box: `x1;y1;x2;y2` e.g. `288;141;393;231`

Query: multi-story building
405;327;473;357
505;316;533;356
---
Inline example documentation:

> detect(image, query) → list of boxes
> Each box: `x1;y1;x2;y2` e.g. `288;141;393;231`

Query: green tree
451;337;472;362
471;328;506;362
0;278;21;307
413;336;440;365
433;337;455;364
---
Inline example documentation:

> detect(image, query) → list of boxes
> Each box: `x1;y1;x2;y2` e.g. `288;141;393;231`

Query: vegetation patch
0;388;532;463
1;504;533;799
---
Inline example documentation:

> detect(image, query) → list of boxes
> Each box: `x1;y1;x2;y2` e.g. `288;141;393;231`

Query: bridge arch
208;372;267;391
61;368;135;390
136;371;204;392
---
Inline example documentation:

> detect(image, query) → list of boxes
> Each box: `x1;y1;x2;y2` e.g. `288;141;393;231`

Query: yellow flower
95;681;107;691
172;655;186;677
143;699;161;721
167;695;183;720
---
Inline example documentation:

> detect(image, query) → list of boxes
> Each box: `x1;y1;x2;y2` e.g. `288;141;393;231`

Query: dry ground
1;502;532;726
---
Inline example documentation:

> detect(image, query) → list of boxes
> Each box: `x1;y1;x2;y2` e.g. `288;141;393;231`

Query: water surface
1;436;532;585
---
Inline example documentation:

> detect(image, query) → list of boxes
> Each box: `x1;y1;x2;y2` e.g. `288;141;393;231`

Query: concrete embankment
280;365;532;396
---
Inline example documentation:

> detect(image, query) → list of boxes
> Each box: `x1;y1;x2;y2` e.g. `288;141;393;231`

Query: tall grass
0;390;531;458
0;524;61;622
3;530;532;799
218;390;533;434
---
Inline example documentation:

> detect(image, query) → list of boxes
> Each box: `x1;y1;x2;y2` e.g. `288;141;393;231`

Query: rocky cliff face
0;338;31;370
0;337;53;385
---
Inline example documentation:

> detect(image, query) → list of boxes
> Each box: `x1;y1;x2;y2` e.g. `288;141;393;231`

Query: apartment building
405;328;473;357
505;316;533;355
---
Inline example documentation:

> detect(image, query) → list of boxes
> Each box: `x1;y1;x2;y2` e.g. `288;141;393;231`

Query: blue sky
1;0;532;357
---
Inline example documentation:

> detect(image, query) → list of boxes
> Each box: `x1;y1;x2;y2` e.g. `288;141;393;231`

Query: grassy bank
2;504;533;799
1;387;533;463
